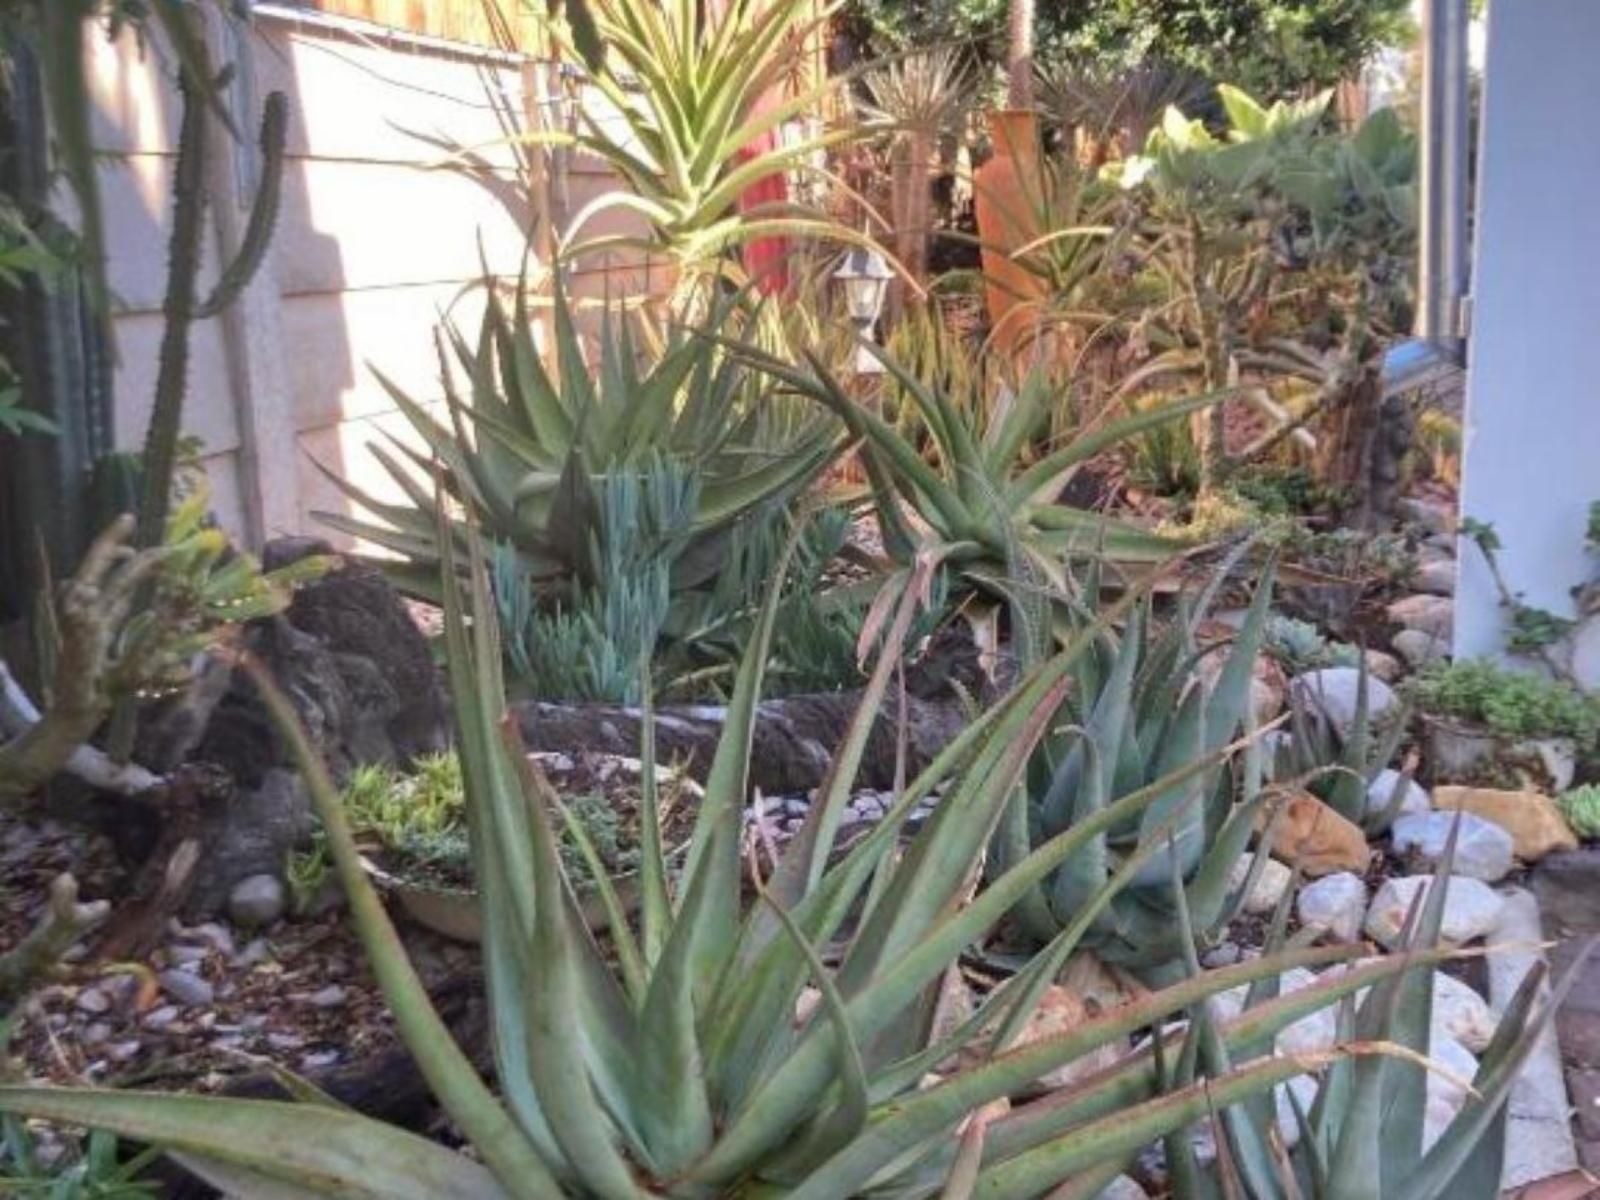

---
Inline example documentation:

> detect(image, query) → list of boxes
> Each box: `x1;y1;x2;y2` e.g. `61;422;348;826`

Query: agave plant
541;0;880;295
0;525;1450;1196
318;274;838;626
1163;831;1592;1200
1276;653;1411;833
736;335;1223;594
993;551;1284;981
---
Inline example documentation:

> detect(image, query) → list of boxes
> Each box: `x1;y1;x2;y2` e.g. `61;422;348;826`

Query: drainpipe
1382;0;1471;396
1417;0;1472;348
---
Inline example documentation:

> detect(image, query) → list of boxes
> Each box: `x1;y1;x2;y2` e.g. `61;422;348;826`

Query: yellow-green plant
0;530;1445;1196
544;0;878;295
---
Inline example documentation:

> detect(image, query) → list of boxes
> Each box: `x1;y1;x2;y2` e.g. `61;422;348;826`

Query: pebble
74;987;110;1015
1227;852;1293;914
227;873;288;930
300;1050;341;1071
233;938;273;968
167;943;210;965
1393;627;1449;669
81;1021;112;1046
1288;667;1398;735
1201;942;1242;968
1387;593;1454;638
1297;872;1368;942
1365;770;1432;823
1391;810;1516;883
1363;874;1505;947
1413;558;1456;595
143;1005;180;1030
107;1040;142;1064
307;985;347;1009
159;967;216;1008
190;922;237;957
267;1032;306;1051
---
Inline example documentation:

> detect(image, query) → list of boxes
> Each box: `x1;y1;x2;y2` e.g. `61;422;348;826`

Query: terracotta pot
973;110;1048;359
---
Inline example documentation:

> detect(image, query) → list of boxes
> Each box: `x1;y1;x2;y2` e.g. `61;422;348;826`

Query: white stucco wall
1453;0;1600;660
85;10;653;550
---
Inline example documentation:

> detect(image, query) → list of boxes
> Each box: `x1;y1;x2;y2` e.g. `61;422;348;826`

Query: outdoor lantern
833;244;893;374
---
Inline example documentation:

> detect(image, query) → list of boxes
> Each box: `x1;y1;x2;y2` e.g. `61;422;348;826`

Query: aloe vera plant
994;552;1284;980
1278;653;1410;832
1163;827;1593;1200
543;0;879;294
737;335;1222;591
0;523;1451;1196
318;273;838;614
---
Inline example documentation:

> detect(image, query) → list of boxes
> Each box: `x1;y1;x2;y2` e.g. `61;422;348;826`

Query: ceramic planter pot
1422;714;1576;791
365;860;638;944
363;750;701;944
973;109;1048;359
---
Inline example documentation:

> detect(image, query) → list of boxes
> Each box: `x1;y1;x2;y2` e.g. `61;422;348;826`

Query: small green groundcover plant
1407;658;1600;749
287;753;638;910
1557;784;1600;840
0;1117;158;1198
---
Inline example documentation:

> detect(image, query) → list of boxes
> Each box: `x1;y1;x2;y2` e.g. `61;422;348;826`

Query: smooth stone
1432;970;1498;1054
1263;791;1371;876
1366;769;1433;822
1297;872;1368;942
1413;557;1457;595
227;874;287;930
158;967;215;1008
1364;874;1505;947
1388;593;1455;637
1096;1177;1150;1200
1400;496;1456;538
1288;667;1398;735
73;987;110;1015
1227;852;1293;915
1393;627;1449;668
142;1005;179;1030
308;985;347;1009
1391;810;1516;882
1423;1032;1479;1152
1434;785;1581;861
1363;649;1403;683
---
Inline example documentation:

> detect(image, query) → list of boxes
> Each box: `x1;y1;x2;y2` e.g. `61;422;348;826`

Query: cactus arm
192;90;287;321
134;66;213;551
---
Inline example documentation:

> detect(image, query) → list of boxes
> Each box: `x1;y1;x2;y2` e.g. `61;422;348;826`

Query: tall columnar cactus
133;70;287;550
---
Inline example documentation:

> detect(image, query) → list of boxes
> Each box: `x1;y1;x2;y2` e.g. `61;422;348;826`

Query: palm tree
1007;0;1035;109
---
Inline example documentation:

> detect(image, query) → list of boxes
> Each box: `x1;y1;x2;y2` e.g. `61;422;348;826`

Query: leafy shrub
1409;659;1600;748
1557;784;1600;840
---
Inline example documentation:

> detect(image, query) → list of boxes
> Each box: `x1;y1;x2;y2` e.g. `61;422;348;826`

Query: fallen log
513;689;973;795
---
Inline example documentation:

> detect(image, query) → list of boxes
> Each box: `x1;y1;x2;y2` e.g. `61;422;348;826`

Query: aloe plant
737;334;1221;593
542;0;880;295
992;552;1283;982
0;522;1451;1196
318;274;838;630
1278;652;1410;832
1167;829;1594;1200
